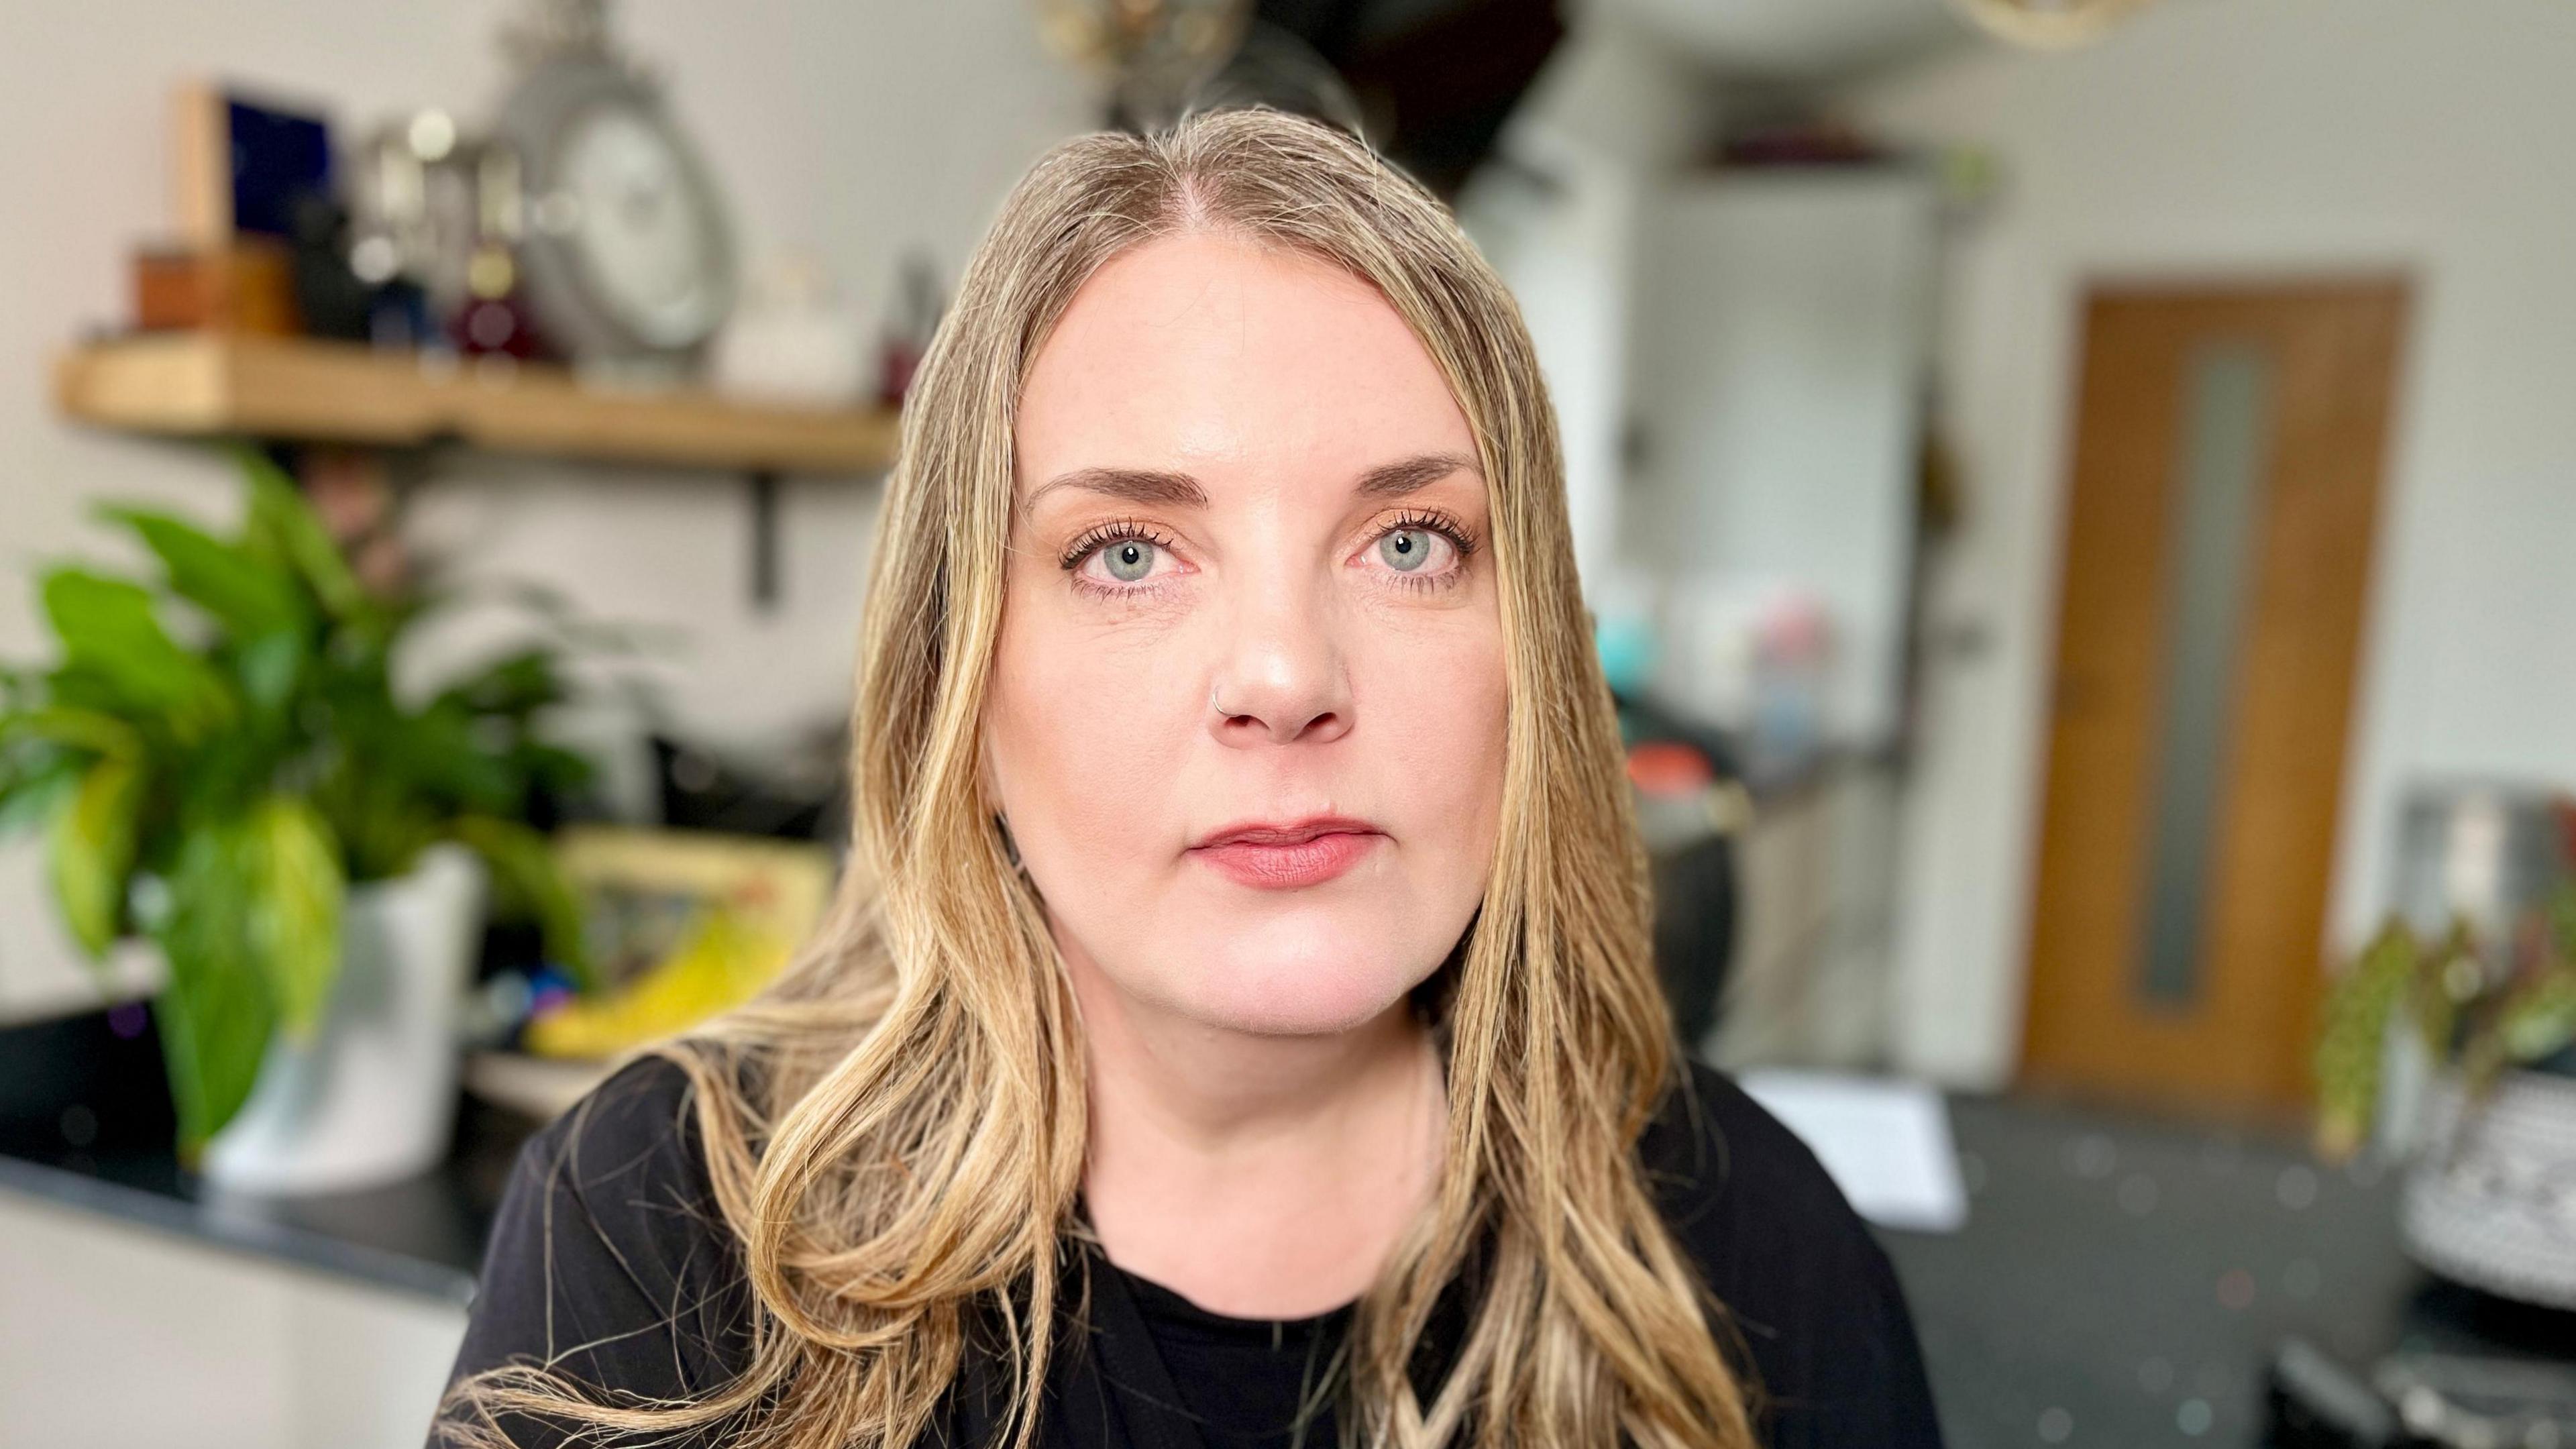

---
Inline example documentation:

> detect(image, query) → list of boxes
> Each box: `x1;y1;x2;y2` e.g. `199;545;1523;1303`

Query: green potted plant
2314;887;2576;1306
0;448;594;1191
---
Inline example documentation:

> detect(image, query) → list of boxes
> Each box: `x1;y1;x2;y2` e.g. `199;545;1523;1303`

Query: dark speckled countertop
0;1093;529;1306
0;998;531;1305
1881;1093;2576;1448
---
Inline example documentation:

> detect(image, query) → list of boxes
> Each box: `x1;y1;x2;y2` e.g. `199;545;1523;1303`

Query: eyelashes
1058;518;1179;573
1383;508;1482;561
1059;509;1481;598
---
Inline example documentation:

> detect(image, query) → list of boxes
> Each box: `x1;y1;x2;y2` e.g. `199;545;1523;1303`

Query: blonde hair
440;107;1756;1449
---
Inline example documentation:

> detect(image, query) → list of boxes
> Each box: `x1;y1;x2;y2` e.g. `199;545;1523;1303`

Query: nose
1206;579;1352;747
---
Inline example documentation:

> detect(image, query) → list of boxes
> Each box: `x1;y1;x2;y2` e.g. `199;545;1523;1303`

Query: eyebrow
1021;450;1480;518
1355;451;1481;500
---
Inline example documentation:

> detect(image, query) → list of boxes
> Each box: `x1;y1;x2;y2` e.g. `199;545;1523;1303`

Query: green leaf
2498;973;2576;1066
237;451;363;622
38;570;230;733
156;824;280;1154
2312;916;2421;1159
233;629;307;716
451;814;590;990
48;753;143;958
3;704;143;758
393;700;522;812
97;505;306;639
0;757;77;837
433;649;568;719
517;742;596;798
244;796;344;1040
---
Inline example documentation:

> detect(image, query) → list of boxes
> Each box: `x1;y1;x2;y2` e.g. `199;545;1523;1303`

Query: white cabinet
0;1189;466;1448
1623;170;1937;750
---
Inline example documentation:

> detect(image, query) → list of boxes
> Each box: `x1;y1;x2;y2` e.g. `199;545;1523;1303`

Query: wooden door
2019;280;2407;1120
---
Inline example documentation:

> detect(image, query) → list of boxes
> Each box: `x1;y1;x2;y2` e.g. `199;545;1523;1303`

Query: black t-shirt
1114;1264;1350;1448
429;1055;1943;1449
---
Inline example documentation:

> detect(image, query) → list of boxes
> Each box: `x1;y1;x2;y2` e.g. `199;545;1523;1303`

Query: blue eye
1061;520;1179;591
1102;539;1157;582
1379;528;1438;572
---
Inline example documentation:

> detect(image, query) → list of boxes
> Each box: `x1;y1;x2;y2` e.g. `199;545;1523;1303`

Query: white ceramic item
2400;1069;2576;1309
199;843;487;1195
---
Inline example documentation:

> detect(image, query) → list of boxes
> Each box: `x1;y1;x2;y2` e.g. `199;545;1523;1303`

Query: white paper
1736;1068;1969;1234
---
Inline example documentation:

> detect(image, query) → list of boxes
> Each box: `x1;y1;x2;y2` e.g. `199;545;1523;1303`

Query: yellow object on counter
521;825;835;1061
523;902;795;1060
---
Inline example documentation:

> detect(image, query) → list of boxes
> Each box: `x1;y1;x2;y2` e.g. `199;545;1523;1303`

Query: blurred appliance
2267;1337;2576;1449
1624;169;1936;756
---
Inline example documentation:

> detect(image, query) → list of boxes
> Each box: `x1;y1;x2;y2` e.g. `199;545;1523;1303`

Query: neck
1067;945;1446;1318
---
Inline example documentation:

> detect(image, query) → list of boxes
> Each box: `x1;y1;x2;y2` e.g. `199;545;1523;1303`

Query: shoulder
435;1055;754;1444
1641;1059;1896;1272
509;1052;743;1307
1640;1059;1945;1449
518;1051;714;1214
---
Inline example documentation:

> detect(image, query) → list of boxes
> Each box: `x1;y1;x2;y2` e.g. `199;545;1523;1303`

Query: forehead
1014;231;1475;492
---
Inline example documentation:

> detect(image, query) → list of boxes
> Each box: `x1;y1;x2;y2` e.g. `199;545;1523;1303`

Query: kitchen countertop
6;1010;2570;1443
1882;1092;2576;1446
0;1093;526;1307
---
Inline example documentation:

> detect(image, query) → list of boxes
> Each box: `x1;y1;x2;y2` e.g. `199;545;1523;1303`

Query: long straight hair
441;106;1756;1449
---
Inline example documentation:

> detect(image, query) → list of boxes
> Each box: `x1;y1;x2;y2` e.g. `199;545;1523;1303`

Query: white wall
1460;16;1719;593
0;2;1091;1017
1844;0;2576;1085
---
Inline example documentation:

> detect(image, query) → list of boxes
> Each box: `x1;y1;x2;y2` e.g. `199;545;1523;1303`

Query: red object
450;294;545;360
1626;740;1715;797
875;337;925;407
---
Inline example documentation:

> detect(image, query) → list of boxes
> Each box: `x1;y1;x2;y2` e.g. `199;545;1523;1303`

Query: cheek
984;594;1198;855
1359;619;1509;853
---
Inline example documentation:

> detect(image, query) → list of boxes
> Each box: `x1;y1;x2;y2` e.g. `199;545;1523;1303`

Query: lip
1188;814;1385;890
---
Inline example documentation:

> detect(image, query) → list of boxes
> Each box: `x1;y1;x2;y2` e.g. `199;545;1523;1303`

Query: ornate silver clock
494;0;737;372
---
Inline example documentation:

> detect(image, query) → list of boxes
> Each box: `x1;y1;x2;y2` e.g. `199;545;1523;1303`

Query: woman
433;107;1940;1449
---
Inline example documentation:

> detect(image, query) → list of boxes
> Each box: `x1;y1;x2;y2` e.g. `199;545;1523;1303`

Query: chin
1162;926;1434;1037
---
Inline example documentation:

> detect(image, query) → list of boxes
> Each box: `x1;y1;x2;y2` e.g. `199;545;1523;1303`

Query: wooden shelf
54;333;899;475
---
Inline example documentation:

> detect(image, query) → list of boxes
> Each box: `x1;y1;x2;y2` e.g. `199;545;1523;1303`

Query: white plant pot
2400;1068;2576;1309
199;843;487;1196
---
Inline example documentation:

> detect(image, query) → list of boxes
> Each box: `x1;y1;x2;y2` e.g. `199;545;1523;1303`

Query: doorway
2019;280;2408;1120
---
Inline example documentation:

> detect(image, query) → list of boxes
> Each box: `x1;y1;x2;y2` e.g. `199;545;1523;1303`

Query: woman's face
983;231;1507;1037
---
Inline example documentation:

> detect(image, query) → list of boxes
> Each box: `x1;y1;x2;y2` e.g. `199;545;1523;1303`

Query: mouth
1187;814;1385;890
